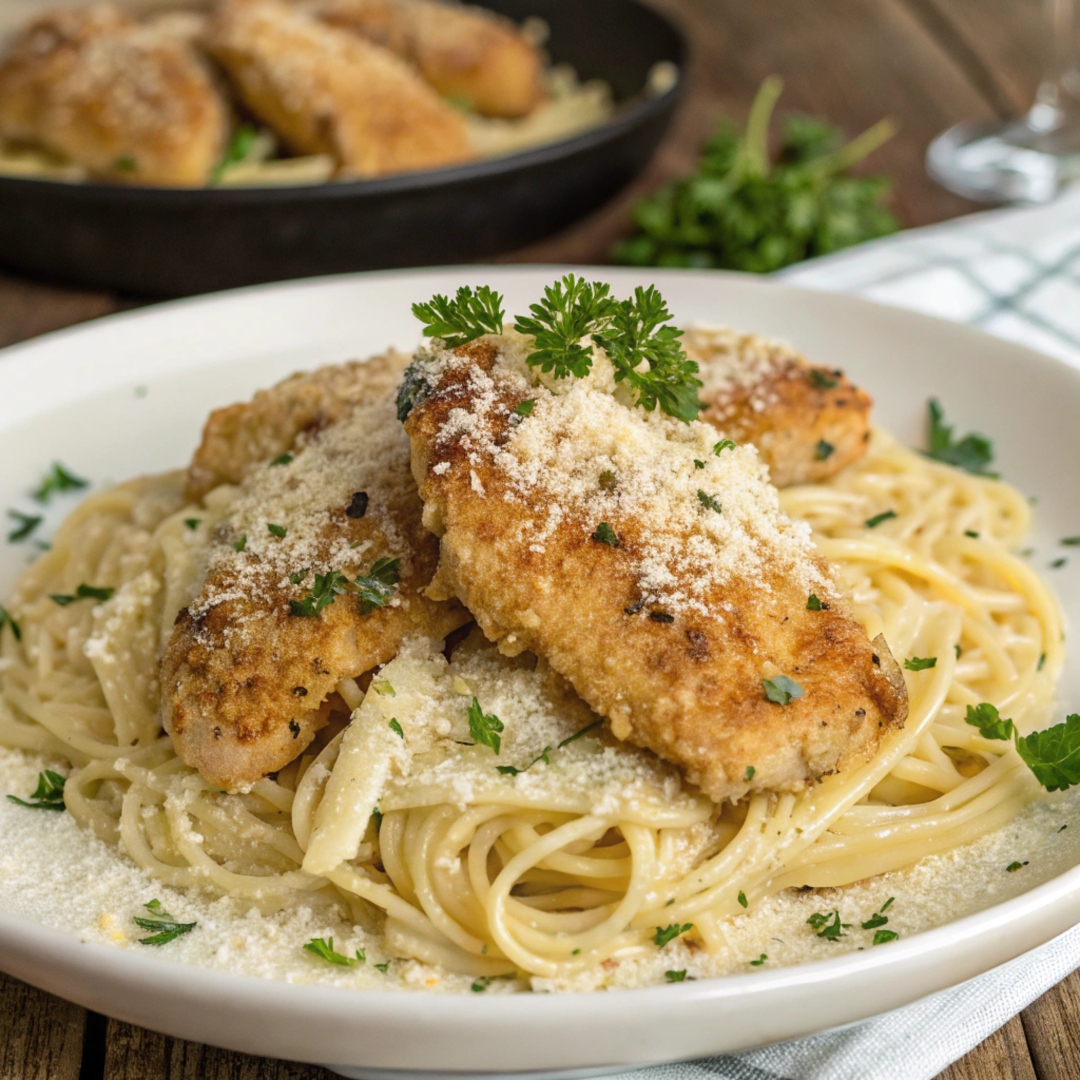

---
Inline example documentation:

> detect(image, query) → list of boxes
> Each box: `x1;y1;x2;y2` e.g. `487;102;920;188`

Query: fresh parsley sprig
412;285;505;348
515;276;614;379
133;899;196;946
304;937;366;966
612;77;898;273
467;697;504;755
33;462;88;503
7;769;65;810
355;557;401;614
925;399;996;477
965;703;1080;792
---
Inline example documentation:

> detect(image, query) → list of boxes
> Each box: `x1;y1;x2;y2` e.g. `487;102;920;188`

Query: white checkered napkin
596;192;1080;1080
781;187;1080;366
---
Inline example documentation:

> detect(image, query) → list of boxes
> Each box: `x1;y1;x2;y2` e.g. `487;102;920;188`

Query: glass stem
1030;0;1080;133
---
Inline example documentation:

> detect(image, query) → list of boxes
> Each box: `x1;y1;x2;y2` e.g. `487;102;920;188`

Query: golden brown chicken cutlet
205;0;473;178
0;4;227;185
402;335;907;803
162;396;469;791
686;326;873;488
186;350;410;501
305;0;545;118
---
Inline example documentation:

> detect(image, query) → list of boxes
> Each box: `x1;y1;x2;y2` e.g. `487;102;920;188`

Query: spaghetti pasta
0;427;1062;985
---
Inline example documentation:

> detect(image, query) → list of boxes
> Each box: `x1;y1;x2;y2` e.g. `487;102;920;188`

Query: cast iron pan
0;0;686;297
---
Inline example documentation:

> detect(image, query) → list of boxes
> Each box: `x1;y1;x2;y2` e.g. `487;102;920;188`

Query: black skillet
0;0;686;297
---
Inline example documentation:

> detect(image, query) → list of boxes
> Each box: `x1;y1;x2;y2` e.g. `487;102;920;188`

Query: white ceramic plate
0;267;1078;1079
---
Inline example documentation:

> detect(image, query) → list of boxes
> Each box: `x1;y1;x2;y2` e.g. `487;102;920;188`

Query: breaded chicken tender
0;5;227;185
402;335;907;803
162;397;469;790
687;326;873;488
205;0;473;177
305;0;544;118
186;350;410;501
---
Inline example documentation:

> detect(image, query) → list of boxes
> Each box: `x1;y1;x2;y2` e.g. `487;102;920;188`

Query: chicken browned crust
403;336;907;803
186;350;411;502
0;4;228;185
205;0;473;177
686;327;873;488
162;397;468;790
305;0;545;118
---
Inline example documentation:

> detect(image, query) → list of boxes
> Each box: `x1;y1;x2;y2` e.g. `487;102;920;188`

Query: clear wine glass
927;0;1080;203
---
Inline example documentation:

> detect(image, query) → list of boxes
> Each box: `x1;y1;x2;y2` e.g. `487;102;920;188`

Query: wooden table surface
0;0;1076;1077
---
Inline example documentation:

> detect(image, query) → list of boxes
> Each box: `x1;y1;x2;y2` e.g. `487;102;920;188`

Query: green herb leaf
749;954;767;966
290;569;351;617
233;535;247;552
271;453;293;466
591;522;620;547
815;439;835;461
355;557;401;614
925;399;996;477
653;922;693;948
184;518;201;530
514;274;614;381
763;675;803;705
664;969;688;982
114;154;137;172
1006;860;1028;873
697;490;722;514
807;909;846;941
0;605;21;641
807;370;839;390
467;697;504;755
737;890;748;908
211;124;260;183
50;583;114;606
806;593;827;611
745;765;756;780
33;463;88;503
374;961;390;973
872;929;899;945
514;399;535;417
413;285;505;347
904;656;937;671
371;679;395;697
268;523;287;538
6;769;65;810
612;76;897;274
388;718;404;739
1061;537;1080;547
7;510;42;542
965;704;1080;792
865;510;897;529
713;439;736;455
303;937;365;966
134;899;196;946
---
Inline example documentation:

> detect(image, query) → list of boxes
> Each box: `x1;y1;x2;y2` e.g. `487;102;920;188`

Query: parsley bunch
410;275;703;422
612;77;898;273
965;703;1080;792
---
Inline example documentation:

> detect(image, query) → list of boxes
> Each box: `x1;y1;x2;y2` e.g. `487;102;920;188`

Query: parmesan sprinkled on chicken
687;326;873;488
403;333;907;802
163;398;468;790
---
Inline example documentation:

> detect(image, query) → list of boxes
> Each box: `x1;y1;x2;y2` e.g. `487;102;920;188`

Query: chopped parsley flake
592;522;620;547
233;534;247;552
267;523;287;538
815;439;835;461
807;909;847;941
964;530;980;539
270;453;293;466
514;399;536;417
33;463;88;503
1006;861;1028;873
355;557;401;614
713;439;736;455
904;656;937;671
749;954;767;966
1062;537;1080;547
50;584;114;606
134;900;196;946
653;923;693;948
925;399;996;476
0;605;21;641
737;891;748;909
1051;557;1068;569
184;518;201;530
872;929;899;946
388;718;404;739
303;937;365;966
467;697;504;755
372;679;395;696
808;369;838;390
664;970;687;982
7;769;65;811
865;510;897;529
7;510;42;542
806;593;828;611
763;675;803;706
697;490;722;514
374;961;391;973
1038;653;1047;672
745;765;756;781
290;569;350;617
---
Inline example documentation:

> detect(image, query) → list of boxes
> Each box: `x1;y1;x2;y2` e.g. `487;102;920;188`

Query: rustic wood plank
1020;967;1080;1080
910;0;1047;117
0;272;124;350
103;1019;334;1080
0;971;86;1080
502;0;994;266
935;1014;1037;1080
